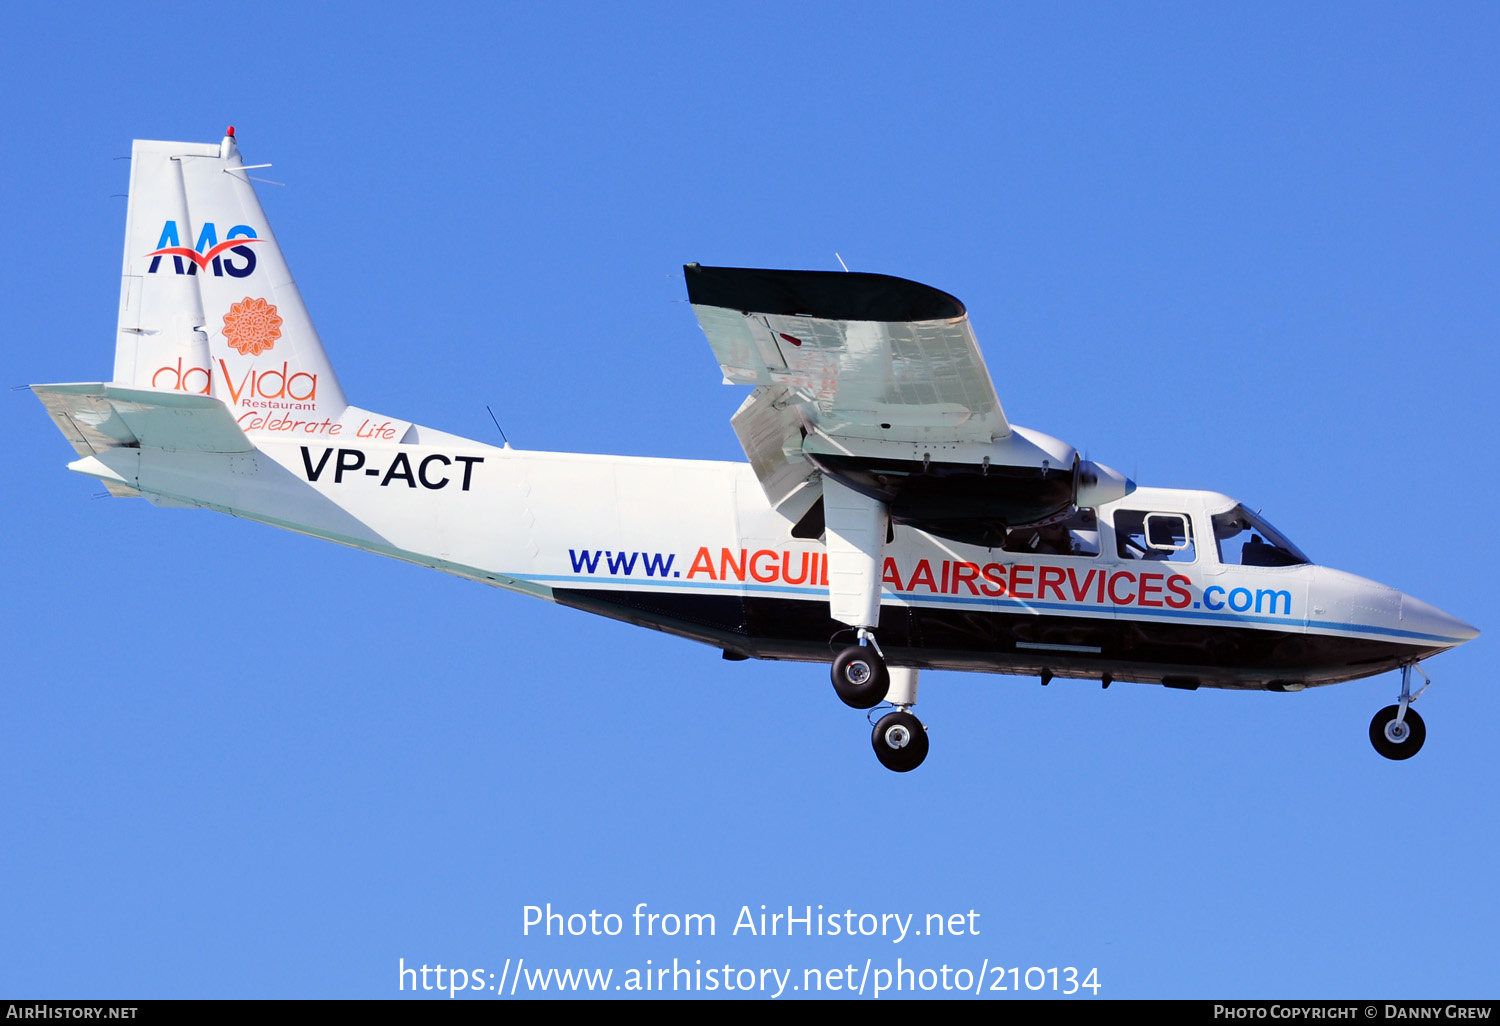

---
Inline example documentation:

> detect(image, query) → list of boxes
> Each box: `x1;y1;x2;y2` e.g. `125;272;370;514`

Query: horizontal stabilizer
33;383;254;460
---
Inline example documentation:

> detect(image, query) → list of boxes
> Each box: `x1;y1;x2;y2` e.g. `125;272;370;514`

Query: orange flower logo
222;297;283;357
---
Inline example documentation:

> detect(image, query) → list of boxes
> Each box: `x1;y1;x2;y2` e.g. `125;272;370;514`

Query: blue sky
2;2;1497;999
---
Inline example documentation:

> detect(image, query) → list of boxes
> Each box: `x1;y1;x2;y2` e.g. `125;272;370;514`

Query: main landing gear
822;479;928;771
871;707;928;773
1370;663;1430;761
831;635;889;710
829;631;928;772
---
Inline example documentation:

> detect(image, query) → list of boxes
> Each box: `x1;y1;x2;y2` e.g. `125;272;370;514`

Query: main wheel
1369;705;1426;761
831;646;889;709
871;710;929;772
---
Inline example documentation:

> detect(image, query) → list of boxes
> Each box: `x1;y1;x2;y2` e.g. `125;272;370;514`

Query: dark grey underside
553;588;1439;691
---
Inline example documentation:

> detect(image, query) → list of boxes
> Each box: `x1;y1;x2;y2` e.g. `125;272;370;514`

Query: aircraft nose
1402;593;1480;645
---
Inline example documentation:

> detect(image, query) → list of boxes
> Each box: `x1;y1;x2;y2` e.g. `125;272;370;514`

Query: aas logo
146;221;261;278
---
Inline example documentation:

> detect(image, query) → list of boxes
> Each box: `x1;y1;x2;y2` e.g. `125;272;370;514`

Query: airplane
33;130;1479;772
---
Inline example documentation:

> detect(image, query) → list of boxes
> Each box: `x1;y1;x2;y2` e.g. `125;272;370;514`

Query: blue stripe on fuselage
520;573;1462;645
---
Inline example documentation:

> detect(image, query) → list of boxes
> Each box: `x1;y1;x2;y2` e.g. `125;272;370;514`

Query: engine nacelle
801;425;1131;547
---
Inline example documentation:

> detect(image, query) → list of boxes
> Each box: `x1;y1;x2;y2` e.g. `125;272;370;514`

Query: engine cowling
806;448;1133;548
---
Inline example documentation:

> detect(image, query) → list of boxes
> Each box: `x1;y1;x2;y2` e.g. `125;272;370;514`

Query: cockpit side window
1003;507;1100;558
1211;505;1309;567
1113;510;1196;563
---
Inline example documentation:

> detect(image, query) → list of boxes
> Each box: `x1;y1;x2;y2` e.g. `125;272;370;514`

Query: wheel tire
871;710;929;772
1369;705;1426;761
831;646;889;709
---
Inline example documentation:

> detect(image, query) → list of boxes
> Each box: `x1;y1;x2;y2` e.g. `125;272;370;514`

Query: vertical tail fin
113;130;350;433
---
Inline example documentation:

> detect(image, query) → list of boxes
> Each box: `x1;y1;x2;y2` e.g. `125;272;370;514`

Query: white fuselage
94;426;1475;691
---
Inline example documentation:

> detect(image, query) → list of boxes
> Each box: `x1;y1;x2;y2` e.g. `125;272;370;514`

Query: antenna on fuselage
835;253;850;272
486;405;512;448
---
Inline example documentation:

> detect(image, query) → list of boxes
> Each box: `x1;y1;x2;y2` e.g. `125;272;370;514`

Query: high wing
686;264;1130;548
686;265;1054;534
686;265;1009;448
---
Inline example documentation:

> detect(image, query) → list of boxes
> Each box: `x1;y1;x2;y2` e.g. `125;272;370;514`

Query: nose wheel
1369;663;1431;761
1370;705;1425;760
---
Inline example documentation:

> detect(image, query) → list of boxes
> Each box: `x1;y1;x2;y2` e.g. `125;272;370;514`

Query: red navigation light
226;126;236;138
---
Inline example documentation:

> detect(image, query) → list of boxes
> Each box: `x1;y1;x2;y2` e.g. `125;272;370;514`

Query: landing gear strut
1370;663;1429;761
871;662;927;772
821;478;929;770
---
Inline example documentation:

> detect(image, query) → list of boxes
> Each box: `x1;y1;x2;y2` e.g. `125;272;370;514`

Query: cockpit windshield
1211;505;1310;567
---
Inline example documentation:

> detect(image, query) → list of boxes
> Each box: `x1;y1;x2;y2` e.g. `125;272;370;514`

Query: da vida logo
151;297;319;404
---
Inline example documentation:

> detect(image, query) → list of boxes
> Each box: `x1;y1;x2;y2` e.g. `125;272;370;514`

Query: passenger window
1003;507;1100;558
1114;510;1196;563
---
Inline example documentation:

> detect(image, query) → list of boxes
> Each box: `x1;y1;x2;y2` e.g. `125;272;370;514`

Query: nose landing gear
1370;663;1430;761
